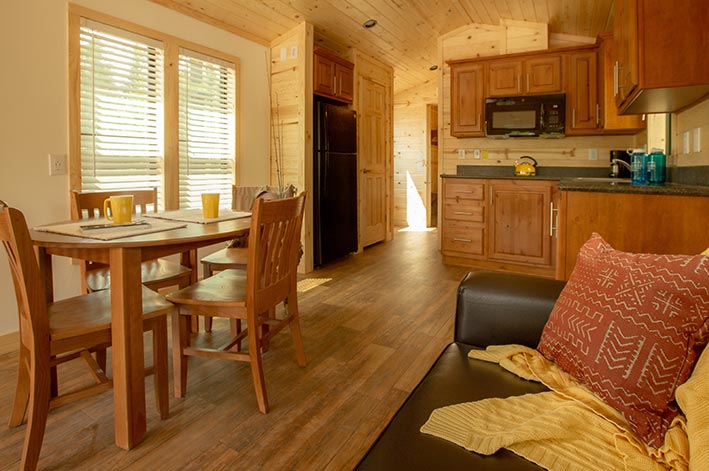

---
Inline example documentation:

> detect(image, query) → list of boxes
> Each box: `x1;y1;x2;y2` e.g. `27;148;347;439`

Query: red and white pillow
538;234;709;447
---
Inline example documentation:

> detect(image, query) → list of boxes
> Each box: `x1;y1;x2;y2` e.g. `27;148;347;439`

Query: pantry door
359;77;388;247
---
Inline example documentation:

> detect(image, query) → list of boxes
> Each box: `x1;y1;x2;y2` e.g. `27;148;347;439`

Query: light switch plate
588;148;598;161
458;149;465;160
693;127;701;152
682;131;691;154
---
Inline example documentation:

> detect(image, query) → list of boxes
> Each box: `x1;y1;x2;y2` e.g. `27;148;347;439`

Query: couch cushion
538;233;709;447
356;343;546;470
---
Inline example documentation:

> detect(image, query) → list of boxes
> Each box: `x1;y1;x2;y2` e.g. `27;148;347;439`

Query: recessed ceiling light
363;19;377;28
429;65;439;71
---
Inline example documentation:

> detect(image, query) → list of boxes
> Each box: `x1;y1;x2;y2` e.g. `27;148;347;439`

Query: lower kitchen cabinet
441;177;558;277
556;190;709;280
488;180;555;267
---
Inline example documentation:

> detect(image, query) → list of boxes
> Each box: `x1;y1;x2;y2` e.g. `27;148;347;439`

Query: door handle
362;168;371;174
549;202;558;237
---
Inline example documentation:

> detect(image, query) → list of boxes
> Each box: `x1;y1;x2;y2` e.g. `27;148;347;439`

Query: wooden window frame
68;5;241;210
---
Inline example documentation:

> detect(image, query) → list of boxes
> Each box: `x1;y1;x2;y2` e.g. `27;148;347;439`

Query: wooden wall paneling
270;22;314;272
501;19;549;54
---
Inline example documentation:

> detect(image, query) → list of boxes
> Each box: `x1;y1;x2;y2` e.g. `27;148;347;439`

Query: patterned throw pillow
538;233;709;447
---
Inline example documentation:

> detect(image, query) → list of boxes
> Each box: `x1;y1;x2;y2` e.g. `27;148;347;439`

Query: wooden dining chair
0;200;173;471
71;188;193;294
168;192;307;413
199;185;296;331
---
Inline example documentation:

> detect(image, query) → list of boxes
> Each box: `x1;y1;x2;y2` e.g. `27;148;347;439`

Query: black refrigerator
314;100;358;266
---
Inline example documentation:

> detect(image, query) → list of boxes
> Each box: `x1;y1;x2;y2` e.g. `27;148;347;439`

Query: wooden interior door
359;78;387;247
426;104;438;228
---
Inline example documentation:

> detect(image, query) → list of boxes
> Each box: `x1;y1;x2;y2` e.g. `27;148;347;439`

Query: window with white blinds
79;19;164;195
178;49;236;209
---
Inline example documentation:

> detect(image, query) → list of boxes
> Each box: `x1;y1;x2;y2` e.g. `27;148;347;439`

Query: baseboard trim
0;331;19;355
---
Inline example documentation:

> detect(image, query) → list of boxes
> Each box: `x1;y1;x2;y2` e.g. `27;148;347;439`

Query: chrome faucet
610;158;632;178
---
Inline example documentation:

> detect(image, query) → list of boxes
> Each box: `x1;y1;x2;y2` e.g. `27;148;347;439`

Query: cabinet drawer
443;202;484;222
444;182;484;201
443;221;485;256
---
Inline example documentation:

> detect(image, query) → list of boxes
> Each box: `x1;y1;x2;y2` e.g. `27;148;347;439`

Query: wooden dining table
30;216;251;450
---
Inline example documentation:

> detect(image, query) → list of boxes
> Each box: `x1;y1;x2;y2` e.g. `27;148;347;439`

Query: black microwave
485;94;565;137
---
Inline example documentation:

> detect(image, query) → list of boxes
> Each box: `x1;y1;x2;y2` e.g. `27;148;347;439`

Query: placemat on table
144;208;251;224
34;218;187;241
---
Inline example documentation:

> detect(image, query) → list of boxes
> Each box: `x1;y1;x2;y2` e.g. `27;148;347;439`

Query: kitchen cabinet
598;33;645;133
556;190;709;280
566;50;600;134
441;177;558;277
450;62;485;137
488;180;555;267
612;0;709;114
314;49;354;103
441;179;486;259
487;55;562;97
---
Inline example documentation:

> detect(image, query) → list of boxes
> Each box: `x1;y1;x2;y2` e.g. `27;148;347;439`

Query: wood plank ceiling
150;0;614;95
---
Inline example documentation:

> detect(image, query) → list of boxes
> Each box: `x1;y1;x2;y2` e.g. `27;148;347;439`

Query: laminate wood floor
0;228;470;470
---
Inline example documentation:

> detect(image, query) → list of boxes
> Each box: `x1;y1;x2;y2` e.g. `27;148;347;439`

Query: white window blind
178;48;236;209
79;18;164;197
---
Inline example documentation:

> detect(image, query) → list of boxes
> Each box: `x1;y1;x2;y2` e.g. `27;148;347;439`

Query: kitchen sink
570;177;631;184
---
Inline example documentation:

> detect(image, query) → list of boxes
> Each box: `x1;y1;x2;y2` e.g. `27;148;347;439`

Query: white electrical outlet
48;154;67;176
458;149;466;160
693;127;701;152
473;148;481;159
588;148;598;161
290;46;298;58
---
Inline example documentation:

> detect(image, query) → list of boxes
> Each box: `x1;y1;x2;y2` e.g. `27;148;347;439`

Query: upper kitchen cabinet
598;33;645;133
450;62;485;137
613;0;709;114
566;49;599;134
314;48;354;104
488;55;562;97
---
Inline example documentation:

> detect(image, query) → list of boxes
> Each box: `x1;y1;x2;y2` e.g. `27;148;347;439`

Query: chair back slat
0;202;51;359
71;188;159;220
246;193;306;314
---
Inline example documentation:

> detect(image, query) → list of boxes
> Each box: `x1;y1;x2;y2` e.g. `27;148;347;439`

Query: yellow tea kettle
514;155;538;176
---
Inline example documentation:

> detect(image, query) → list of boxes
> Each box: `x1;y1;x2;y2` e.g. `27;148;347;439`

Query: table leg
110;247;146;449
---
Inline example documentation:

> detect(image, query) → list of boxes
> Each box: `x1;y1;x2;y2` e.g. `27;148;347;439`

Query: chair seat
49;285;175;342
167;269;247;309
201;247;248;268
86;259;192;292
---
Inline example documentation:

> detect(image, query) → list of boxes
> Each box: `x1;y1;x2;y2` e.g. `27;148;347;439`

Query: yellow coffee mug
201;193;220;219
103;195;134;225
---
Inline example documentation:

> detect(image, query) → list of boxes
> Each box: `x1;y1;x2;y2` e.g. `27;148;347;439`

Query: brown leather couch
357;271;567;470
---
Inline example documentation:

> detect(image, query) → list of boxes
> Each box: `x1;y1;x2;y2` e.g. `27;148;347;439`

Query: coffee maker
609;150;631;178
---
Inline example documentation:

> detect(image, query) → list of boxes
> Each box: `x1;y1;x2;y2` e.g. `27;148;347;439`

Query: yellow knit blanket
420;345;709;470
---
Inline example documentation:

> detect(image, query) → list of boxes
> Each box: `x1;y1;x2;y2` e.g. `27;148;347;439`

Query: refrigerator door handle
323;152;329;197
323;106;330;151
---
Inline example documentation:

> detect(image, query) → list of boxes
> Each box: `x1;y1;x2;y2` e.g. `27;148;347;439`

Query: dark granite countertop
556;179;709;197
443;165;709;197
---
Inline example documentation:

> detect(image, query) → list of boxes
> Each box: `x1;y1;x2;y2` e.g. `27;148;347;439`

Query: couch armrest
454;271;566;348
